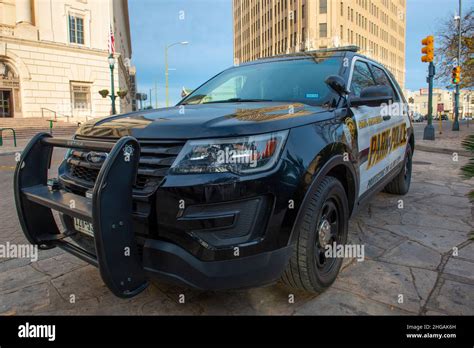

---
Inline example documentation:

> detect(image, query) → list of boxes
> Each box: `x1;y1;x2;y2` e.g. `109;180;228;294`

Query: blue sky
129;0;470;106
405;0;470;91
129;0;233;107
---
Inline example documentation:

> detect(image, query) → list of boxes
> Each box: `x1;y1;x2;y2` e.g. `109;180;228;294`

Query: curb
416;145;471;157
0;149;23;157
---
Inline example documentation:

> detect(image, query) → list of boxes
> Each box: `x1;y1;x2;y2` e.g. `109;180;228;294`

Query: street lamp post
148;83;159;109
154;81;158;109
165;41;189;107
108;54;117;115
453;0;462;131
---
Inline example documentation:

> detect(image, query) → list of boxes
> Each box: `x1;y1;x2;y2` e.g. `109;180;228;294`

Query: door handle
383;115;391;121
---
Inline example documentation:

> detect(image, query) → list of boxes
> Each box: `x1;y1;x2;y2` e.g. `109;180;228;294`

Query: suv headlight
170;130;288;175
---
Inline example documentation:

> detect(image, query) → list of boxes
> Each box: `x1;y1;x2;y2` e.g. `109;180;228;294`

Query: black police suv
14;47;414;298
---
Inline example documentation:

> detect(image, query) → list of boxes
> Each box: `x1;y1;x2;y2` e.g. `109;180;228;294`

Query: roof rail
257;45;360;60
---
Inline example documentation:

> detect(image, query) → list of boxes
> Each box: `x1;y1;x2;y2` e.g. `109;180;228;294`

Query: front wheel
281;176;349;293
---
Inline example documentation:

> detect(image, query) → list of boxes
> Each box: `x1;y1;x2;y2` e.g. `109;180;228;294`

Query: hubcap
315;199;341;274
318;219;332;247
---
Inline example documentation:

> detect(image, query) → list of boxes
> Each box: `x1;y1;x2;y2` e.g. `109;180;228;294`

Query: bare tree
435;7;474;88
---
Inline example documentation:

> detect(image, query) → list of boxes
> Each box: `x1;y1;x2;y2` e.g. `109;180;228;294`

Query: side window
350;61;376;97
371;65;400;101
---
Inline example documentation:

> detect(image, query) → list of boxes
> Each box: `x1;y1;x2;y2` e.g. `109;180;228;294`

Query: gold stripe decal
366;123;407;170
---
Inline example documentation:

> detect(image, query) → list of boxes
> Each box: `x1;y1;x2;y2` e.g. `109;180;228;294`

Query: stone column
15;0;32;24
14;0;37;41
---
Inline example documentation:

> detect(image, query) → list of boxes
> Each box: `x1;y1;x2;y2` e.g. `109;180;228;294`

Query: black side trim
356;160;404;210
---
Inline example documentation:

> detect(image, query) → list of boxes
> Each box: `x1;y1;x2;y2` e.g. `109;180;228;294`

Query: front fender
276;121;358;247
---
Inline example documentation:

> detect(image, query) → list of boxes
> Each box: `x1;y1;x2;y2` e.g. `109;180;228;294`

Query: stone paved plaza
0;145;472;315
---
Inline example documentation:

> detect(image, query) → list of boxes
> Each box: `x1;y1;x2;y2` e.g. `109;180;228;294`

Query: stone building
405;88;473;119
0;0;136;120
233;0;406;87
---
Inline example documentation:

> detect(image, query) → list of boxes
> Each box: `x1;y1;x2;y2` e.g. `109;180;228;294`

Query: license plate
74;218;94;237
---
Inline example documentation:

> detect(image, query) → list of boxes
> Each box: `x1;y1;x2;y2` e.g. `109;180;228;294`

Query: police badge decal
343;117;357;147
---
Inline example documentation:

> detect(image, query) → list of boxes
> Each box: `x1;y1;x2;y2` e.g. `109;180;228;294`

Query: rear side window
350;61;375;97
371;65;400;101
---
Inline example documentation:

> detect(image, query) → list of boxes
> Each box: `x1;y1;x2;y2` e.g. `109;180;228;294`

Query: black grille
64;139;185;195
70;165;99;183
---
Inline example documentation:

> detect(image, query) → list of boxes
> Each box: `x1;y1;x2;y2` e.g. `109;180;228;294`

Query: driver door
349;59;392;197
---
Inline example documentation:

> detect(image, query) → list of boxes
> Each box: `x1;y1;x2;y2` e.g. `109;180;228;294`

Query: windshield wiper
202;98;273;104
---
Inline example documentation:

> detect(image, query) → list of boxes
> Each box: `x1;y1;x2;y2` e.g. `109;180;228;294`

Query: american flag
108;25;115;54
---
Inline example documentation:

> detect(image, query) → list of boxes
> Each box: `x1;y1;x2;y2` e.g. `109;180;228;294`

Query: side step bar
13;132;149;298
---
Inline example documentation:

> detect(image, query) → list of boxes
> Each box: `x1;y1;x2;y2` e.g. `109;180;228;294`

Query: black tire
282;176;349;293
384;144;413;195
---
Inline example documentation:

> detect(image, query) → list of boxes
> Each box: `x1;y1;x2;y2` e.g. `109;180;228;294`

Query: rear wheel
384;144;412;195
282;176;349;293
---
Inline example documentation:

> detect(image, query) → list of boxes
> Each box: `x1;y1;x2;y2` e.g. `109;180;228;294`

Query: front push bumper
13;133;293;297
14;132;148;298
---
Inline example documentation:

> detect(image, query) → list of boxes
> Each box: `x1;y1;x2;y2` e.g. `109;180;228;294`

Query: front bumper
143;239;292;290
13;133;296;297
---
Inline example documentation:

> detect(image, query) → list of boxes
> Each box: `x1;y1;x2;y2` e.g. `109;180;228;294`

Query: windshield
180;57;342;106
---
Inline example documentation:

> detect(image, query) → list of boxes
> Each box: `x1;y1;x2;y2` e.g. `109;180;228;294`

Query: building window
71;83;91;110
319;23;327;38
320;0;328;14
69;15;84;44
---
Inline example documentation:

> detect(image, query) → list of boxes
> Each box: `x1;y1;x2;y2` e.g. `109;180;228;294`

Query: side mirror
325;75;349;97
349;85;393;107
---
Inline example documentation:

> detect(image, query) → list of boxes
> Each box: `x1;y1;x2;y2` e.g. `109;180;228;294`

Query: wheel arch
287;153;358;246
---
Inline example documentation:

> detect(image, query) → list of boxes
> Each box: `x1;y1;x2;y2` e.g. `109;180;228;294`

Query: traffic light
421;35;434;63
452;66;461;85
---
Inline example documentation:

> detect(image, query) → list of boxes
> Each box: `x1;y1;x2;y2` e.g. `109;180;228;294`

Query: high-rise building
233;0;406;87
0;0;136;119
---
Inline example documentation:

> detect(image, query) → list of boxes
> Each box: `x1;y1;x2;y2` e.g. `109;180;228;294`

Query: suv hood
76;102;331;140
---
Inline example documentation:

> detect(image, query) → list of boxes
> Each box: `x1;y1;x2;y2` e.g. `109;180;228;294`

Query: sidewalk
1;148;472;315
415;123;474;157
0;138;31;157
0;133;75;157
